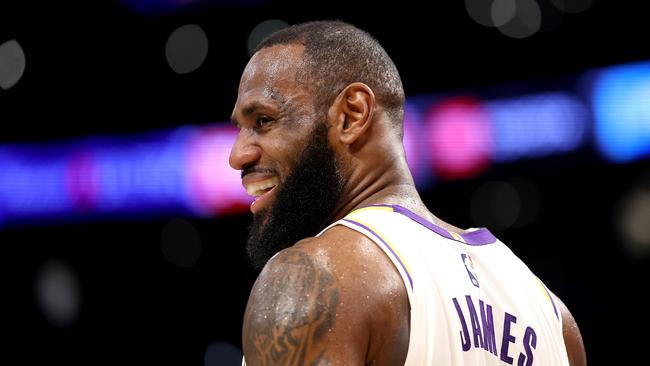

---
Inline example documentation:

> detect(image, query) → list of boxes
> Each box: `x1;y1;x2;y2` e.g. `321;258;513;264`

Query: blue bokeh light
592;62;650;163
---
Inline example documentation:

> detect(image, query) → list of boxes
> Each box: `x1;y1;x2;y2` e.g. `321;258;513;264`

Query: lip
242;172;276;188
242;172;279;214
250;184;278;214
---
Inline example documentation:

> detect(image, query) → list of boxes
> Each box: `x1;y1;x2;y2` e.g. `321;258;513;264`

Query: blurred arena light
424;97;493;181
508;177;542;228
0;39;26;90
415;91;587;180
467;0;543;38
465;0;499;27
0;59;649;228
35;259;82;329
470;180;521;232
0;149;75;219
486;92;588;162
496;0;542;39
166;24;209;74
592;61;650;163
491;0;517;27
184;125;250;216
91;130;191;216
247;19;289;56
0;125;247;228
160;218;203;268
617;184;650;258
403;101;432;187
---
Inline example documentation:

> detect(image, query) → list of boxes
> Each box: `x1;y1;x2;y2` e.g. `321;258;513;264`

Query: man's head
229;20;405;269
253;20;405;126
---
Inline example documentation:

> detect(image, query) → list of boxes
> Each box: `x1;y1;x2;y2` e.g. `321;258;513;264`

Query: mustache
241;165;279;180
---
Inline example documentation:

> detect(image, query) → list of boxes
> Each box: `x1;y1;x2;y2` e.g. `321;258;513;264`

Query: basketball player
229;20;586;365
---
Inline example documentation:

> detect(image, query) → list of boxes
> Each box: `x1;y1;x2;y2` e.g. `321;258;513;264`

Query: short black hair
254;20;405;129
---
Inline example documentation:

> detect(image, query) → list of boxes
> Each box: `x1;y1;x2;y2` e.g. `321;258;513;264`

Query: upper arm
555;294;587;366
242;246;366;366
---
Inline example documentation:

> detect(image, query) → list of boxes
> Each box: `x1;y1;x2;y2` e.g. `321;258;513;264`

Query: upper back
330;204;572;366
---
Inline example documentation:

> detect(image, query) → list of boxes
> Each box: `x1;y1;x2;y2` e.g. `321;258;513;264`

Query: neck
326;157;429;224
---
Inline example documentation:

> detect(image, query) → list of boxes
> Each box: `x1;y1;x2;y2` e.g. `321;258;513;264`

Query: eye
256;115;274;128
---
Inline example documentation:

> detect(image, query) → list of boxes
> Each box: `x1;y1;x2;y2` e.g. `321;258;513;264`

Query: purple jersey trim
365;204;497;245
341;218;414;290
540;282;560;319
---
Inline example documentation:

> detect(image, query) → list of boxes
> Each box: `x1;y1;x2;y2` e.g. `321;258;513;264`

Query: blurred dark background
1;0;649;364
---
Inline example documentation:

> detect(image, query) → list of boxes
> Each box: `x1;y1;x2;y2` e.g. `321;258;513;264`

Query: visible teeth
246;176;279;196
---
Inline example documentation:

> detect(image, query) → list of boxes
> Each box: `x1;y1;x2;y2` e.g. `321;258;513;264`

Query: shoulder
252;228;399;321
291;227;408;309
242;227;409;365
551;292;587;366
248;240;341;327
242;236;362;365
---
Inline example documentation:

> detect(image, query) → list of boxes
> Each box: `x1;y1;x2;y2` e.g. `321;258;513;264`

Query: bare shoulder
552;293;587;366
242;227;409;366
242;242;344;365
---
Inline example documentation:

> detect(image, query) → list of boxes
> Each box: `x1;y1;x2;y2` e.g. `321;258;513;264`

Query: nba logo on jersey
461;253;480;288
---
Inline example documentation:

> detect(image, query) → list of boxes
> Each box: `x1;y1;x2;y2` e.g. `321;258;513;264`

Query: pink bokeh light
425;97;494;180
185;125;250;216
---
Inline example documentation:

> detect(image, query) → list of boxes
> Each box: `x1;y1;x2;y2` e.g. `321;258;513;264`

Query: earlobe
335;82;375;145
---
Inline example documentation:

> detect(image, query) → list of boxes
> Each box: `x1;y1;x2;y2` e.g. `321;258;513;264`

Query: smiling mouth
245;176;280;197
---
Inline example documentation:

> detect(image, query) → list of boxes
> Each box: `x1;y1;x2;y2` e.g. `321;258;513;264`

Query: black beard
245;122;344;270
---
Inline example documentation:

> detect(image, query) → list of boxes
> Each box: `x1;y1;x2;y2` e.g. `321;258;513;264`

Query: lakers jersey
319;204;570;366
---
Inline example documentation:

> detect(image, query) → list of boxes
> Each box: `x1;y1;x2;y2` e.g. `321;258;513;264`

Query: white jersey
242;203;570;366
321;204;570;366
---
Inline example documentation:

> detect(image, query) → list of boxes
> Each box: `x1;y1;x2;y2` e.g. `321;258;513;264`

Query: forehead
237;43;306;105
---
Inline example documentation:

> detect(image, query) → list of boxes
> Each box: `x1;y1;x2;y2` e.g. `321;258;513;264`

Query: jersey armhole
334;219;415;305
536;277;561;323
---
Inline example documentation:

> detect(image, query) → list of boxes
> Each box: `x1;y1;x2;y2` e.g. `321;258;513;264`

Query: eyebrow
230;92;287;127
230;102;270;128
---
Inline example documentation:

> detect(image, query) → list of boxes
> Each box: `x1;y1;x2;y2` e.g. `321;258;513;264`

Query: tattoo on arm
243;249;340;366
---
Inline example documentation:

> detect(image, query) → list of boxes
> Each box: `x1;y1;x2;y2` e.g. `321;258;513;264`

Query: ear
329;82;375;145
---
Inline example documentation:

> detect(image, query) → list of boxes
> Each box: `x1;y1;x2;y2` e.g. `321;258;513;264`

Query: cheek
263;128;309;175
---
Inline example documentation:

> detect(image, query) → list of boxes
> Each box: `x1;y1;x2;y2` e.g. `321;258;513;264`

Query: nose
229;129;261;171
